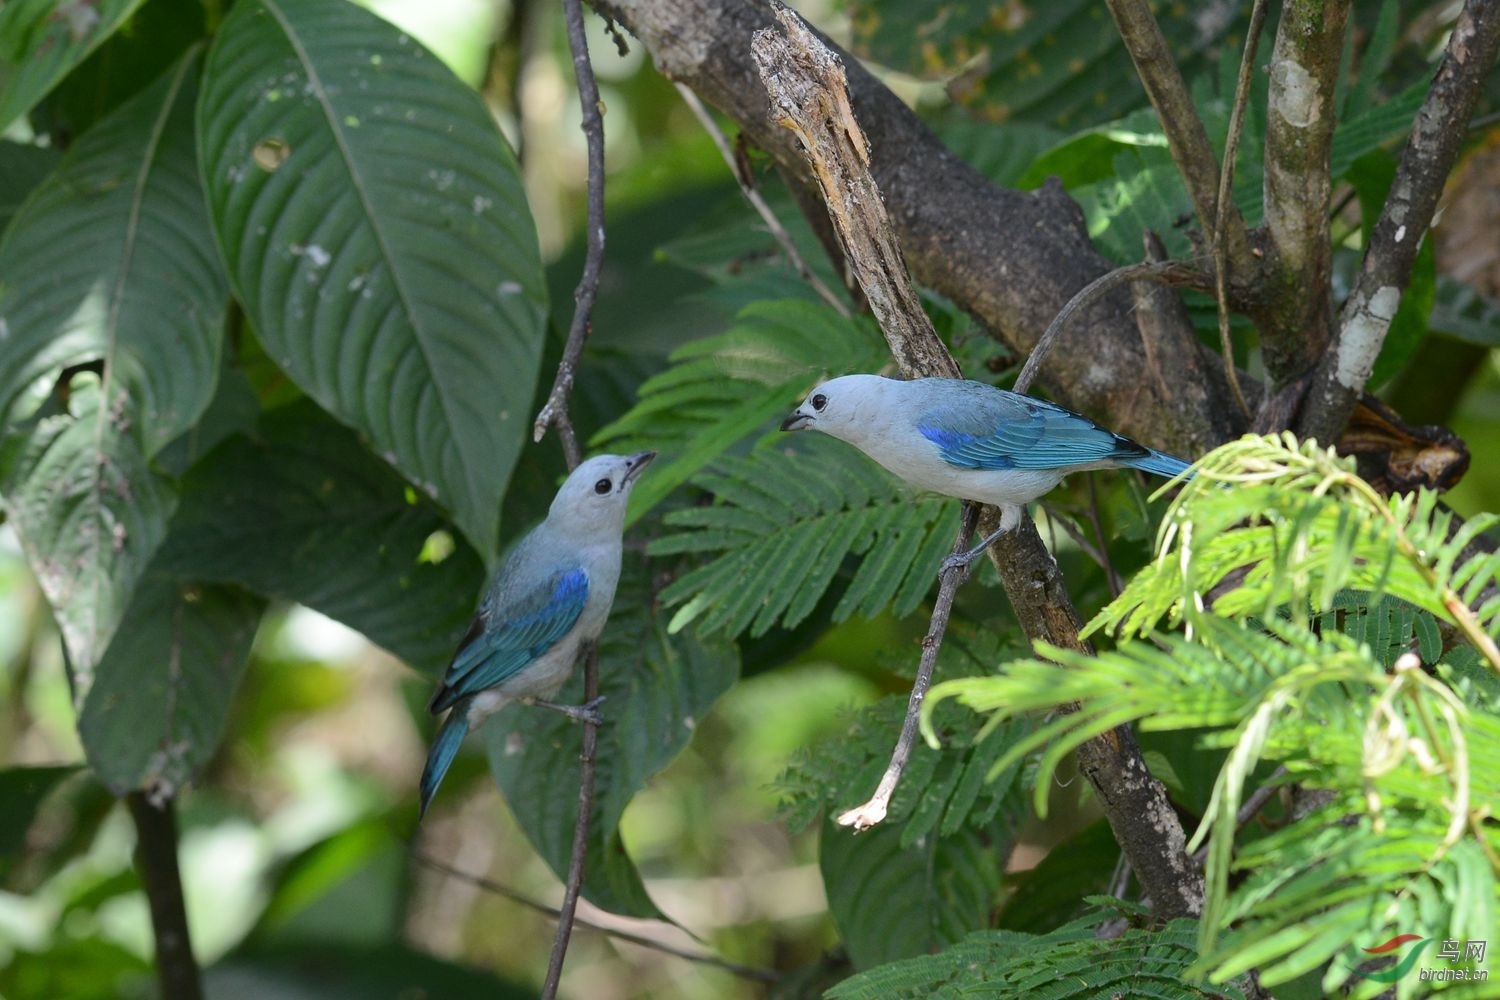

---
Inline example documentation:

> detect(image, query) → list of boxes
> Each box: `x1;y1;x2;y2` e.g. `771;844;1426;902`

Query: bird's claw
532;695;607;726
939;551;978;576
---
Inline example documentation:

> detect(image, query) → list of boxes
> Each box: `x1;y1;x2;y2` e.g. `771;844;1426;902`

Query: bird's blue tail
1127;448;1193;480
420;709;470;819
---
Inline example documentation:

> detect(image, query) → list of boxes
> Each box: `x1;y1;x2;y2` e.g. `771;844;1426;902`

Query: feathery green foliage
1092;433;1500;666
921;435;1500;995
649;435;961;637
827;911;1247;1000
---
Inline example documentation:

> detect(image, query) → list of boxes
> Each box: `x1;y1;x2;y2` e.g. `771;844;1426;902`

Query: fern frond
592;297;886;521
827;914;1247;1000
651;436;960;637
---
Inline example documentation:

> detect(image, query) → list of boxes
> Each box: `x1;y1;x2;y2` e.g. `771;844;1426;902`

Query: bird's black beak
781;408;811;432
624;450;656;484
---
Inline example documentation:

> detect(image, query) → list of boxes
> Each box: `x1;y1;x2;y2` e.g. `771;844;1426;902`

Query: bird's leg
526;695;607;726
939;505;1021;574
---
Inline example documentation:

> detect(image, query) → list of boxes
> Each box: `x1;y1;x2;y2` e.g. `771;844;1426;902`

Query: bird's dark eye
594;478;612;495
811;393;828;411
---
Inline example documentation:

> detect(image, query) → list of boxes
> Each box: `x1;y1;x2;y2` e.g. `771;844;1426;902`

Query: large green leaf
0;50;223;451
777;625;1030;843
0;379;175;696
35;0;207;137
0;765;82;878
0;52;224;683
197;0;547;559
484;558;739;918
78;574;264;795
0;0;145;130
820;816;1000;971
0;140;58;230
153;399;485;677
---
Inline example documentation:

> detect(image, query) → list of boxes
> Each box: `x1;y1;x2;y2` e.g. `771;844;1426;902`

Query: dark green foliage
826;913;1246;999
821;817;1002;971
153;399;485;677
78;575;264;795
842;0;1236;128
777;626;1030;843
0;0;146;130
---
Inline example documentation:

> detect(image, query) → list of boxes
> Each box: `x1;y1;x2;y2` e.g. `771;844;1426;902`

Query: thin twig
1103;0;1246;259
1014;259;1207;395
1213;0;1267;421
1084;476;1123;598
1038;501;1114;583
836;503;979;830
531;0;609;459
412;849;778;983
675;82;850;317
1192;765;1290;864
539;0;609;993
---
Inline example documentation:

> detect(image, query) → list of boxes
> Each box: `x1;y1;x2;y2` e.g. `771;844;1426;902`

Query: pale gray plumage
419;450;654;816
782;375;1191;564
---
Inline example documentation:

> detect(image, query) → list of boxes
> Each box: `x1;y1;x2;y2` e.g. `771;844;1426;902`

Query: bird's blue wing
429;566;589;712
917;391;1148;471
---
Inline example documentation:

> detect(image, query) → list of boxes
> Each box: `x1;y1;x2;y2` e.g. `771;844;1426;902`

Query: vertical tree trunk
126;792;204;1000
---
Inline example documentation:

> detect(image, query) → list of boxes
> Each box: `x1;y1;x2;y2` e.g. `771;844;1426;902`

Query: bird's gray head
548;451;656;533
780;374;890;441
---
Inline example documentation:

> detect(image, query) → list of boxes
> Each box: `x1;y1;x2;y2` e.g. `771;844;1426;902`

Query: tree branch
127;792;204;1000
1258;0;1351;389
1300;0;1500;444
538;0;608;993
589;0;1220;456
1214;0;1271;422
1103;0;1250;265
749;2;1203;920
1013;258;1208;396
1134;231;1248;454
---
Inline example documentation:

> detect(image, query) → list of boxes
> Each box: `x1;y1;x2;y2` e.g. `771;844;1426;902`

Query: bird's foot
530;695;607;726
938;524;1011;577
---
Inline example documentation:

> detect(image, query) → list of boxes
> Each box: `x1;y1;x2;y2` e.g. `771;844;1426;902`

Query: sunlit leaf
198;0;547;558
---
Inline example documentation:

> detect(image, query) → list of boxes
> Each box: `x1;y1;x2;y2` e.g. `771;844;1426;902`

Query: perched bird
781;375;1191;568
419;450;655;817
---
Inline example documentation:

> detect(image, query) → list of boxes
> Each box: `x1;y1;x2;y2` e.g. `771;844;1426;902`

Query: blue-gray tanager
781;375;1191;568
419;450;655;816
